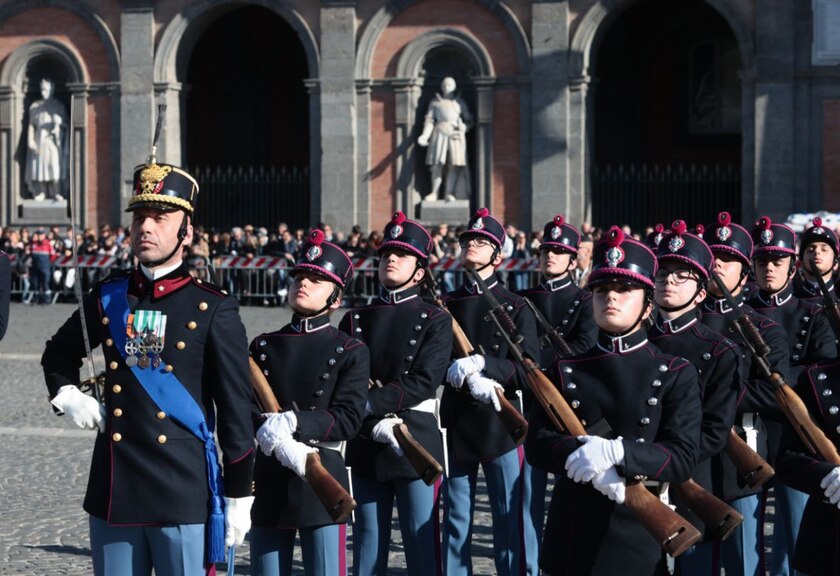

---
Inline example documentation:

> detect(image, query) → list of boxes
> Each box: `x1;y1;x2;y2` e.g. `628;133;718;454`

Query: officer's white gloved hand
446;355;485;389
820;466;840;507
466;373;503;411
565;436;626;483
591;467;626;504
51;385;106;433
371;417;404;456
256;411;298;456
273;436;317;478
224;495;254;548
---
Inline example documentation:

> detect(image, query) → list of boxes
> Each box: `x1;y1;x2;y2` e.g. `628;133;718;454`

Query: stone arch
0;38;87;87
396;28;495;79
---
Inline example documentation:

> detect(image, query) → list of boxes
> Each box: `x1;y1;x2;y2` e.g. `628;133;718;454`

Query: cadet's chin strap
474;245;500;274
142;212;189;269
658;281;705;314
608;290;654;338
293;285;341;319
384;259;426;293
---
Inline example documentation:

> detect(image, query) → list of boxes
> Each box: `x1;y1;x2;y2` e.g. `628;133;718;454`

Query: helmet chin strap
473;245;500;274
658;283;704;314
294;285;341;318
384;260;425;293
607;292;652;338
141;212;189;269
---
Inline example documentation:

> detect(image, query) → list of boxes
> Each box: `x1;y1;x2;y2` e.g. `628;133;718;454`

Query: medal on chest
125;309;167;369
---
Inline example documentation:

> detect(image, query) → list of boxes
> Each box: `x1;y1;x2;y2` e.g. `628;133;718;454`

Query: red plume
671;220;687;235
554;214;565;226
718;212;732;226
813;217;823;228
654;223;664;233
309;229;325;245
695;224;705;236
757;216;771;230
476;207;490;218
392;211;406;225
606;225;625;247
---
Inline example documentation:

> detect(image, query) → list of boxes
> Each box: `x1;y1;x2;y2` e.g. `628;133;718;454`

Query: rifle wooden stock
724;428;775;488
248;357;357;523
394;423;444;485
771;371;840;465
522;359;702;556
669;480;743;541
436;297;529;445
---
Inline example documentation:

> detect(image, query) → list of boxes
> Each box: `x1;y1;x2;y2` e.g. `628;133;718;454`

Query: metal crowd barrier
5;254;544;306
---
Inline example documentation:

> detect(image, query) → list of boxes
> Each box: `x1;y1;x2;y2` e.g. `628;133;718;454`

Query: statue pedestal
19;199;68;223
419;199;470;226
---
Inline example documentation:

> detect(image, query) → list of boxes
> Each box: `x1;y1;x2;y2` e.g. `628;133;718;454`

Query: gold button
102;317;110;325
112;433;122;442
197;279;203;284
157;435;167;444
176;341;186;350
112;384;122;393
156;411;166;420
187;321;197;330
198;302;208;311
164;364;174;372
113;408;123;417
109;361;118;370
105;338;114;346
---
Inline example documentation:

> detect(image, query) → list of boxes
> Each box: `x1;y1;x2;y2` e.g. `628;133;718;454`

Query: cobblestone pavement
0;302;503;575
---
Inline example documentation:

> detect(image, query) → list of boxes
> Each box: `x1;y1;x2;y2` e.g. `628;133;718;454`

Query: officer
525;225;702;575
42;159;255;575
0;250;9;340
516;214;597;563
699;211;790;576
250;229;368;576
647;220;741;574
776;361;840;576
793;216;839;302
746;216;836;575
339;211;452;576
440;207;540;576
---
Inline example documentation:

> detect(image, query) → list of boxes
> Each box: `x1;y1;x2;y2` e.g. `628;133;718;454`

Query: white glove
256;411;298;456
565;436;626;483
273;436;317;478
821;466;840;507
51;385;106;433
466;374;503;412
224;495;254;548
591;467;626;504
371;417;404;456
446;355;485;389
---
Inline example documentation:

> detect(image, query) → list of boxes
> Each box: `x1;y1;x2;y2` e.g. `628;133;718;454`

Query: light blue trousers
769;482;808;576
250;524;346;576
720;493;764;576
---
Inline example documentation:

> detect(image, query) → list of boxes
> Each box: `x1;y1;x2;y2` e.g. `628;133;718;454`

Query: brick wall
824;99;840;211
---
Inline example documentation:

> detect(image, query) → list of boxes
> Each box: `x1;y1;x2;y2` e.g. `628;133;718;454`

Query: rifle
710;272;840;466
467;268;701;556
430;279;529;445
368;379;444;485
523;294;744;540
805;256;840;341
248;357;356;523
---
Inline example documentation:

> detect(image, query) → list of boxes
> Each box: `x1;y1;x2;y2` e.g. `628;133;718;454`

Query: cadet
340;211;451;576
746;216;837;576
0;249;9;340
250;229;368;576
793;216;839;303
776;361;840;576
516;214;597;562
42;159;255;574
647;220;741;574
440;207;540;576
525;226;701;575
699;211;790;576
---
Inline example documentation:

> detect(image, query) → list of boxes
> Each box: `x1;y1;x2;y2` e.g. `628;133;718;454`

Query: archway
182;5;310;231
589;0;743;232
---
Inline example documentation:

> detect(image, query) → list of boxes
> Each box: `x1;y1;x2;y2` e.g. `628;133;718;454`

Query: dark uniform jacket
516;275;597;367
793;271;835;304
648;310;741;535
41;265;255;525
250;313;368;528
339;286;451;481
776;361;840;576
700;297;791;496
0;251;9;341
525;329;702;575
439;275;539;464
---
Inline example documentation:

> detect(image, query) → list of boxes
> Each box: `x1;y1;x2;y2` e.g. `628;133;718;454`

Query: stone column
119;5;155;225
319;1;360;234
531;1;575;230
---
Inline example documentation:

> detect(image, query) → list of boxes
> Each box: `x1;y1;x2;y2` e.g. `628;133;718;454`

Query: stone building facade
0;0;838;234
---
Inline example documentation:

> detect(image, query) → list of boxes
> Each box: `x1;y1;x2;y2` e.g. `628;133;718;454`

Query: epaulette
190;276;228;297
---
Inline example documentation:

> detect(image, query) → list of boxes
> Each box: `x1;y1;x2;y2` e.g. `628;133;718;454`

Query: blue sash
100;277;226;564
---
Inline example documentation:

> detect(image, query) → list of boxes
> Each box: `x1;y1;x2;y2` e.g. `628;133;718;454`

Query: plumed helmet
645;224;666;254
126;162;198;214
540;214;580;254
799;216;838;260
460;207;506;249
703;211;753;265
379;211;433;260
656;219;714;278
751;216;797;259
292;229;354;289
588;226;658;289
